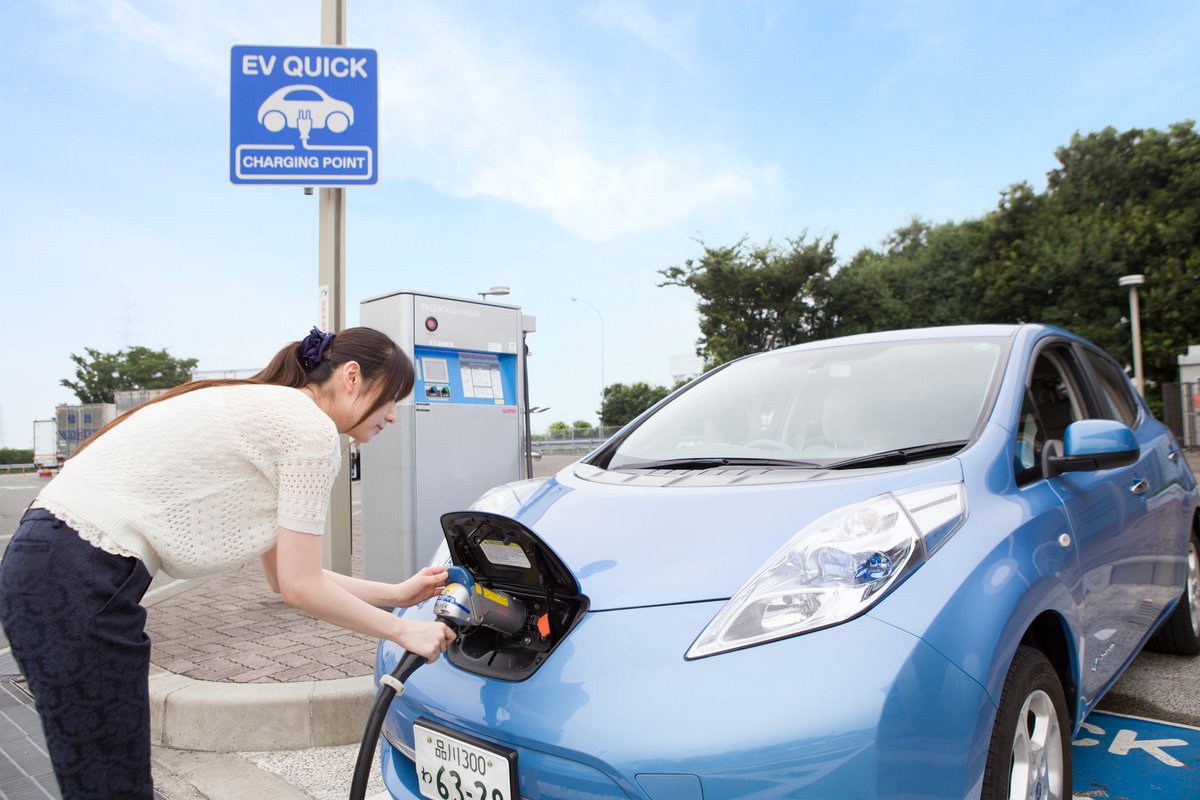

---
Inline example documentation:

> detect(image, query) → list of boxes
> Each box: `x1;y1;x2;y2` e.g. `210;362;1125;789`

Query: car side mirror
1042;419;1139;478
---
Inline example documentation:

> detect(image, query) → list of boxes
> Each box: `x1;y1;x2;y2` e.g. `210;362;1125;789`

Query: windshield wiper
618;456;821;471
824;440;970;470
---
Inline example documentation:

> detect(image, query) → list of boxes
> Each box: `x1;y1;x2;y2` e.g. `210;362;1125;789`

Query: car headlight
427;539;451;569
469;478;550;517
686;482;966;658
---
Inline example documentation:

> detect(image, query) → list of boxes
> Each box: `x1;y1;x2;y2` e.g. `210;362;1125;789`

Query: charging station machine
359;291;535;582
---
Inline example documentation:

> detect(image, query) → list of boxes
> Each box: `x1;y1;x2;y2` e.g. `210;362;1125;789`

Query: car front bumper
377;600;994;800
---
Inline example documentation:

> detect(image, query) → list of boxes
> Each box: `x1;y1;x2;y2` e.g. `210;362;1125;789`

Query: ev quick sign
230;45;378;185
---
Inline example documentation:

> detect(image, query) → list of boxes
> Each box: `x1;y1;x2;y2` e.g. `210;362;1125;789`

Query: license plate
414;718;519;800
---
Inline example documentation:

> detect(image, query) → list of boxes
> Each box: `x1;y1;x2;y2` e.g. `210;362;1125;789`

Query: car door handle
1129;478;1149;495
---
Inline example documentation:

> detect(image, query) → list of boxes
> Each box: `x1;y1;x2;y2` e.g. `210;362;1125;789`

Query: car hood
477;458;966;611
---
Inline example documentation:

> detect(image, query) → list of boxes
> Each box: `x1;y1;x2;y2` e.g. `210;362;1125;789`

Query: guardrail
531;438;607;455
0;463;39;475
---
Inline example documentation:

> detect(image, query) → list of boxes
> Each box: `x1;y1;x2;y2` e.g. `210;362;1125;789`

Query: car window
1014;390;1044;485
1027;348;1085;444
605;337;1006;468
1081;349;1139;427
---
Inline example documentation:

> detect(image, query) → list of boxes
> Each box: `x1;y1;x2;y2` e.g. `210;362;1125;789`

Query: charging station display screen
415;346;517;406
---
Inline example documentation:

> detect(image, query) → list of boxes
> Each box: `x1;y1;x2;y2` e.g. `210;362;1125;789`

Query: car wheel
1147;526;1200;656
327;111;349;133
263;110;286;133
982;645;1071;800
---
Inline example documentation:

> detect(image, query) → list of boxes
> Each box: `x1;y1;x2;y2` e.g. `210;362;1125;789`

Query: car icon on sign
257;84;354;134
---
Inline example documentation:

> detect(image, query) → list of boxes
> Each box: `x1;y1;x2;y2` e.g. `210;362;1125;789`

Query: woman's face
344;386;397;444
318;363;397;443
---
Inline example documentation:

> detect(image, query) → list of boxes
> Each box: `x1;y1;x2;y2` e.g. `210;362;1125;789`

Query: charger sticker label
476;585;510;606
480;540;532;569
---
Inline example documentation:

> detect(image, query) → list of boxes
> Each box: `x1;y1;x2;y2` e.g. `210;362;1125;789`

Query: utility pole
321;0;352;574
1119;274;1146;397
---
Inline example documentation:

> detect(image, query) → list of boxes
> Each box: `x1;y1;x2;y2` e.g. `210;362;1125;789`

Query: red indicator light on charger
424;317;438;332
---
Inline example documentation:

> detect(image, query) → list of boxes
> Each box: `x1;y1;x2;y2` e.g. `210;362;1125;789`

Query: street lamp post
571;297;605;422
478;286;510;301
1119;274;1146;397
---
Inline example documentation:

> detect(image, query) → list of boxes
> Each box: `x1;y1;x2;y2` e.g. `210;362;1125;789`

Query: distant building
114;369;262;417
193;368;262;381
1179;345;1200;448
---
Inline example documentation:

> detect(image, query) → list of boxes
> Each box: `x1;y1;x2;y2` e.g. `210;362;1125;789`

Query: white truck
32;418;59;474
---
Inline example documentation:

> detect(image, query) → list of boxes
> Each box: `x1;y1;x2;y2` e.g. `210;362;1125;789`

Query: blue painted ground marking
1073;711;1198;798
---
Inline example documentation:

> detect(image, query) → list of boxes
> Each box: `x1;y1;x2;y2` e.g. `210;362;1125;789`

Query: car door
1024;341;1152;704
1075;345;1189;619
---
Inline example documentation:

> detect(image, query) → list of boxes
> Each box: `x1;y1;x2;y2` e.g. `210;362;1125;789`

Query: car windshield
604;337;1006;470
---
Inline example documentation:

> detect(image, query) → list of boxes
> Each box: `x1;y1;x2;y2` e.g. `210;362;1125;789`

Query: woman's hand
396;619;457;663
393;565;450;607
272;528;456;659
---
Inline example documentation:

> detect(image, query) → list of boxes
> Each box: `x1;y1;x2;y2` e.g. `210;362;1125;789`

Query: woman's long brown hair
70;327;414;458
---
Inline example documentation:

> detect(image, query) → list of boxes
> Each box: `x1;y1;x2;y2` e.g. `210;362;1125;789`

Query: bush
0;448;34;465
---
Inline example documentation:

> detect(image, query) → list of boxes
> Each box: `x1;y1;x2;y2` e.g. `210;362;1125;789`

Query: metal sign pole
320;0;352;575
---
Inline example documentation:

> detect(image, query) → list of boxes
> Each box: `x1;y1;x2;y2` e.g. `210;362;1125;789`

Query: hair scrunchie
299;326;336;370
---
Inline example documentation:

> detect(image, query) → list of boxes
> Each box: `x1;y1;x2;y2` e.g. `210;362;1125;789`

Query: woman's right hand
396;620;457;663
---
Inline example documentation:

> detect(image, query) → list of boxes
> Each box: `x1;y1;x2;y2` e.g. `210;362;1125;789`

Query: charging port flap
439;511;589;681
440;511;581;597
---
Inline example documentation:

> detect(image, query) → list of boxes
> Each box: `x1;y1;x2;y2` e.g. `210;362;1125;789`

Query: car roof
764;323;1042;358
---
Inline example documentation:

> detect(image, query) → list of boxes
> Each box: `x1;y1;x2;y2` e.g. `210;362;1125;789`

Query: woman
0;326;456;799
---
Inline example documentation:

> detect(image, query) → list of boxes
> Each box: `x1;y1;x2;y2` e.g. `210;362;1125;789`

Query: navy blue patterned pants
0;508;154;799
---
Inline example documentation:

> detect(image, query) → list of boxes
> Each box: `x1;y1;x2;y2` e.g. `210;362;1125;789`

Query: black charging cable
348;649;425;800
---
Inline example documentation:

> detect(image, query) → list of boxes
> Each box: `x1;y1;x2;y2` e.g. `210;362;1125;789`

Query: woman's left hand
393;565;450;607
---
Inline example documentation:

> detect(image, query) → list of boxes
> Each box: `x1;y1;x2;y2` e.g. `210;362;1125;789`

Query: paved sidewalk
146;564;375;684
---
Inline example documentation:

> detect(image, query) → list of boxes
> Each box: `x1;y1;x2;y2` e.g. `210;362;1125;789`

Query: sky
1;0;1198;449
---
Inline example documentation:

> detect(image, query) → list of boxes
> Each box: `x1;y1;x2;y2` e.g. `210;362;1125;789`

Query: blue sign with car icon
230;45;377;185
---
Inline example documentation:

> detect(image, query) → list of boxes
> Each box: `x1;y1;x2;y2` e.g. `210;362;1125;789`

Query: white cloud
28;1;770;242
39;0;311;96
583;0;694;68
377;8;770;241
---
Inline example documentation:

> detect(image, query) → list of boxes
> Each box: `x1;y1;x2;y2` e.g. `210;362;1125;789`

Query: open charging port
440;512;589;682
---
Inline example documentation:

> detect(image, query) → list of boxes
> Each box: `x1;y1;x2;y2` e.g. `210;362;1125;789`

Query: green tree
61;346;199;404
600;382;672;427
978;122;1200;389
571;419;597;437
659;234;837;367
825;218;987;335
670;121;1199;407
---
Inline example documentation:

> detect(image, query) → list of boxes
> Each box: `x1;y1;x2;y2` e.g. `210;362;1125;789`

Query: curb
142;575;382;753
149;666;377;752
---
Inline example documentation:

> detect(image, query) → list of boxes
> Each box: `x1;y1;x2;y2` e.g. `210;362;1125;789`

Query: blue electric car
375;324;1199;800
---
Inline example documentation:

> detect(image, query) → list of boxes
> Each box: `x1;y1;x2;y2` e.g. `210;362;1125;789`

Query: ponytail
70;327;413;458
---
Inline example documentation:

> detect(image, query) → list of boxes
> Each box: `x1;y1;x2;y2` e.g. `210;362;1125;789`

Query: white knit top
34;384;341;578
